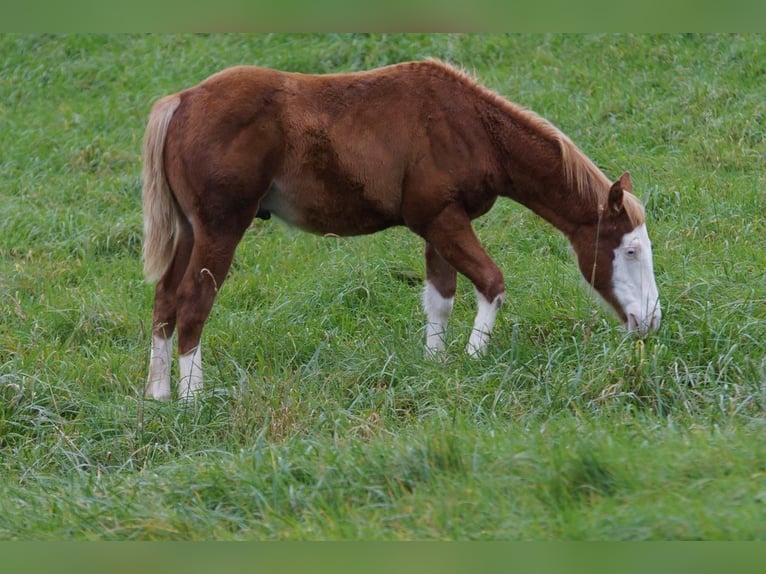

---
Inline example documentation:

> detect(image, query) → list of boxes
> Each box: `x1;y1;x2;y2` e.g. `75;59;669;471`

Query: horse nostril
650;313;661;331
627;313;639;331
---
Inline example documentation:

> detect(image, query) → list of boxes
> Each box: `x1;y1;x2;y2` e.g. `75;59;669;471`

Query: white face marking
423;280;454;355
611;224;661;334
466;290;505;357
179;344;203;400
146;335;172;401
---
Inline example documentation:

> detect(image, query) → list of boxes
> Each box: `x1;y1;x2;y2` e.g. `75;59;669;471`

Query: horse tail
142;94;182;283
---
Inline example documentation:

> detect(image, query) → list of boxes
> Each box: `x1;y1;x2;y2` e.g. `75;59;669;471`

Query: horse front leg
146;327;173;401
466;287;506;357
423;206;505;357
423;241;457;356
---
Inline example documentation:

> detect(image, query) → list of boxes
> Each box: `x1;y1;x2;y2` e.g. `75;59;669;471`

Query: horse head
571;172;662;334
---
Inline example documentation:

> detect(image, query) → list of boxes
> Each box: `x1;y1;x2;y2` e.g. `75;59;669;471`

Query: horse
141;59;661;401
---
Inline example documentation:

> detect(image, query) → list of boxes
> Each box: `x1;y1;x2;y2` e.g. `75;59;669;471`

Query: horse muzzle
626;301;662;335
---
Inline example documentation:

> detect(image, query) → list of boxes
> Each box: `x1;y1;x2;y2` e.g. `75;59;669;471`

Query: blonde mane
423;59;646;227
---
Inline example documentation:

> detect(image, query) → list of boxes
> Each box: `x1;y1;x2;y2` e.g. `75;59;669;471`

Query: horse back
162;63;500;236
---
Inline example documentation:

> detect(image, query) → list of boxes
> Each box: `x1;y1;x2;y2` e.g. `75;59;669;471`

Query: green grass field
1;34;764;540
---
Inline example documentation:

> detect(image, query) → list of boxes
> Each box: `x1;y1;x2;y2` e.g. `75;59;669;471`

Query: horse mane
421;59;646;227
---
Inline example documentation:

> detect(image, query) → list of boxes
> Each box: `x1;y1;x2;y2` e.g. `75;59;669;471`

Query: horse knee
479;269;505;304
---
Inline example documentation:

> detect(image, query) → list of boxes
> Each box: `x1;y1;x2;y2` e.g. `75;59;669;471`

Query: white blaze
611;224;661;334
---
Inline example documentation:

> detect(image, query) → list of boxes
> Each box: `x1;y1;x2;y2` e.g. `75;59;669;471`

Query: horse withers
142;60;661;400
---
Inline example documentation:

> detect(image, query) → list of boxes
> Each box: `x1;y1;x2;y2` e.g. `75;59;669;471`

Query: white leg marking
466;290;505;357
146;335;172;401
423;280;454;356
178;344;203;400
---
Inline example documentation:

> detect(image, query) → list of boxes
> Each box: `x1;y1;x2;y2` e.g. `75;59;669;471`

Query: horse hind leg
145;218;194;400
146;334;173;401
173;221;252;399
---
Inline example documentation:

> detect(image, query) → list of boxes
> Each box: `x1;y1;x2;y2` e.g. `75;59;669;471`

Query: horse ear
617;171;633;192
608;172;632;214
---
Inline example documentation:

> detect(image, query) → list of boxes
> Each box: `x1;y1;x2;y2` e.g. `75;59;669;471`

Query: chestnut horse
142;60;661;400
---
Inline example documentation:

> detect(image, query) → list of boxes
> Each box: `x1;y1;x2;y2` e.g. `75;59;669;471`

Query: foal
142;60;661;400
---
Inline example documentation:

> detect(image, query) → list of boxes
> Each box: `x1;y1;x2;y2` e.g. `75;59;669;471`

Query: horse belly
260;181;402;236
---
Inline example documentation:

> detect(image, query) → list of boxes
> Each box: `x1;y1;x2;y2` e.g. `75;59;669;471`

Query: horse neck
502;174;600;238
480;105;607;237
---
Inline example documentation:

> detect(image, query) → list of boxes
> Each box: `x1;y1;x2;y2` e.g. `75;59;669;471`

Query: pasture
0;34;764;540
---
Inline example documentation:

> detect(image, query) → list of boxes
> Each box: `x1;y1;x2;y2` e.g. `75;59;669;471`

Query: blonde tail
142;95;182;282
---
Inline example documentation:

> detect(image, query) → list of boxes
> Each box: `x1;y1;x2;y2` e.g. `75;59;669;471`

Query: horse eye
626;246;639;258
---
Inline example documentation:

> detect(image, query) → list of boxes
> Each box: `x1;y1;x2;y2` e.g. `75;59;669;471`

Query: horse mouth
626;310;661;334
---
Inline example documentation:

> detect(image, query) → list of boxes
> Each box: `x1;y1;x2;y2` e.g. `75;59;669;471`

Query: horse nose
628;313;651;335
627;308;661;335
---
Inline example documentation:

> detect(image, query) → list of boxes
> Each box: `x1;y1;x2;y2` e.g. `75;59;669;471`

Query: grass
0;33;765;540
